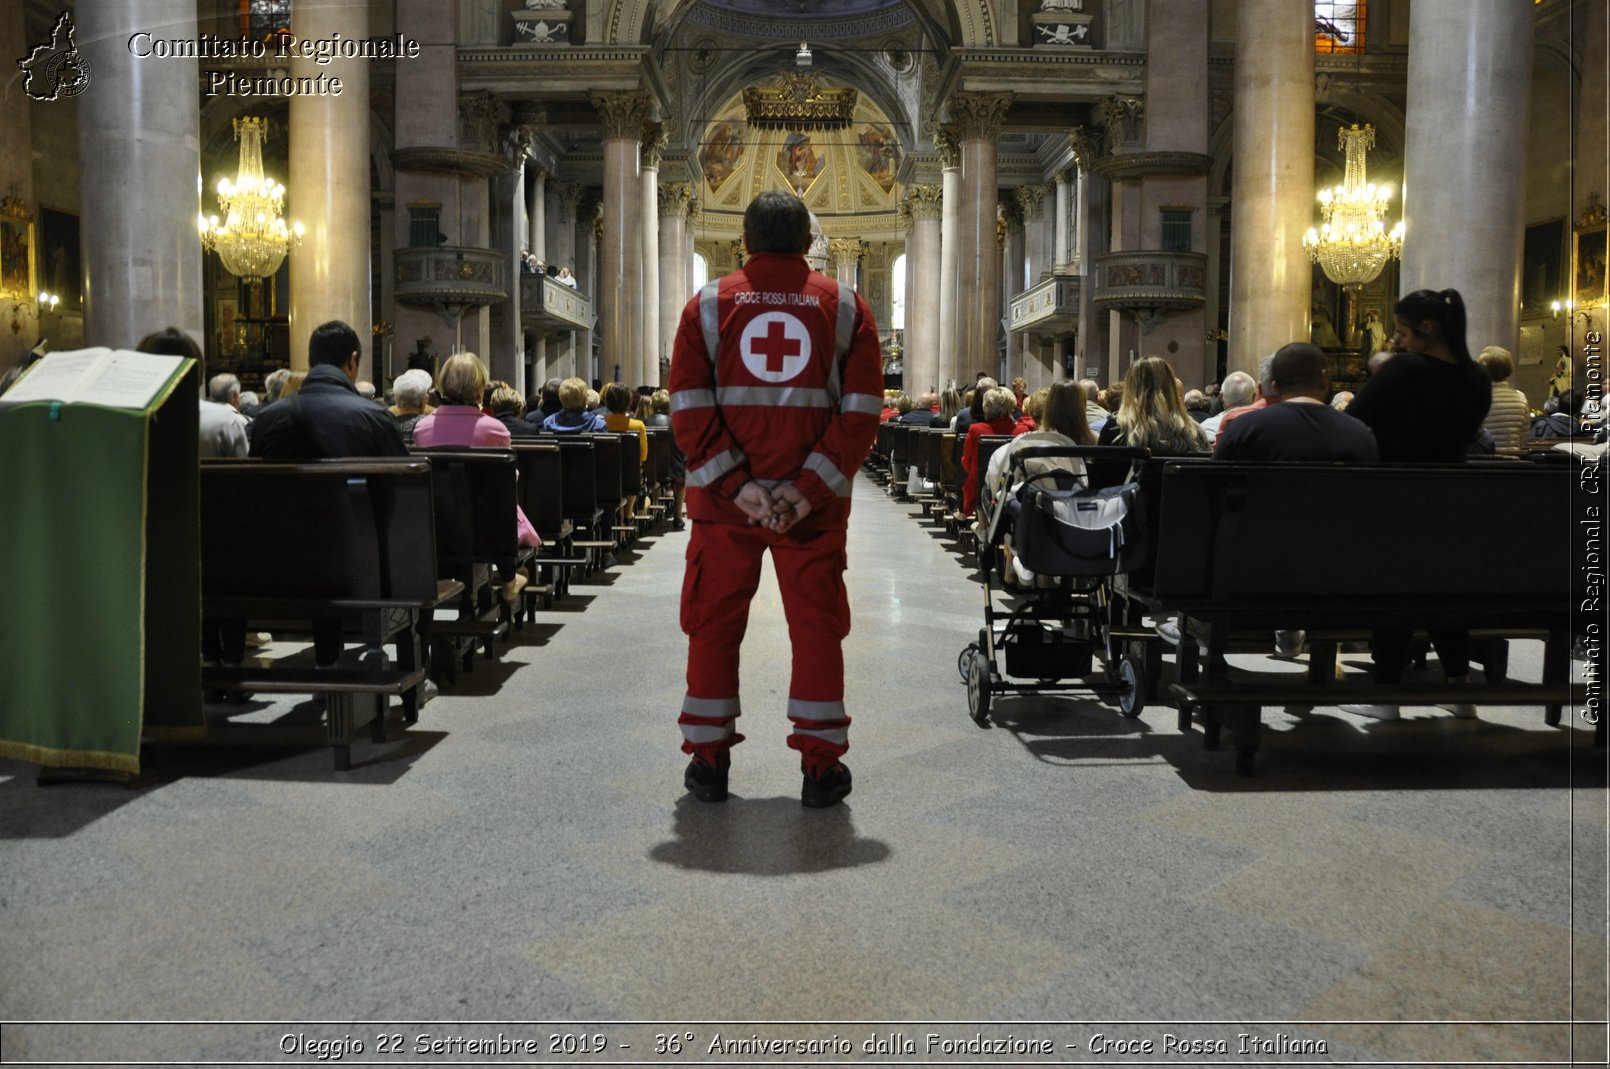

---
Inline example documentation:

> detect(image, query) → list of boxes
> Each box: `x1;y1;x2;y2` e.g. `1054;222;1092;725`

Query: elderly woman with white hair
388;367;435;439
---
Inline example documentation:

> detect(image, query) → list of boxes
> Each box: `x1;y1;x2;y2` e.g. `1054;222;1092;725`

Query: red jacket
669;252;883;527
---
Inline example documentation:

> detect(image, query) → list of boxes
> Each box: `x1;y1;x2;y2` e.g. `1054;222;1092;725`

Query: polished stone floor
1;473;1604;1065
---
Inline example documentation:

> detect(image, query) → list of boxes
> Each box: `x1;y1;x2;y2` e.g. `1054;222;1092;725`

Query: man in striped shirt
668;191;883;808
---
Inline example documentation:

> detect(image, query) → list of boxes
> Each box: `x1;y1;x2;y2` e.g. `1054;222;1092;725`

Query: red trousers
678;519;851;763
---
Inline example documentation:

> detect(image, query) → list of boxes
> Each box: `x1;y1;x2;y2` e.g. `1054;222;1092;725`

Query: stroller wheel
1117;654;1146;718
966;648;993;727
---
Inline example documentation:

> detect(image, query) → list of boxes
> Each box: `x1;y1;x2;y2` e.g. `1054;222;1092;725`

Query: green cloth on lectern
0;363;204;773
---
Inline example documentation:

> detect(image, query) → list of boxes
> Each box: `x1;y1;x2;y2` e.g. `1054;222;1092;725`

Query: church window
890;254;906;331
241;0;293;41
1161;209;1193;253
1314;1;1366;54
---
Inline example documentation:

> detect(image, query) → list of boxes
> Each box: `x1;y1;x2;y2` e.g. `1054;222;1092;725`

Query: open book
0;348;187;411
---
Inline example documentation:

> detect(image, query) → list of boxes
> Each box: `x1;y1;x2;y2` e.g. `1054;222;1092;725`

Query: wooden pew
543;435;608;573
510;442;588;611
411;447;521;679
1147;461;1583;774
199;458;461;770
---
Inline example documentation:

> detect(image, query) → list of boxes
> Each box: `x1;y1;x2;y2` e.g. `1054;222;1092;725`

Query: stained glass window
1314;1;1366;55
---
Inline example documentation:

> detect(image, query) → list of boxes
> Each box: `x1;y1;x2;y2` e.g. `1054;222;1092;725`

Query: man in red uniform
669;191;883;808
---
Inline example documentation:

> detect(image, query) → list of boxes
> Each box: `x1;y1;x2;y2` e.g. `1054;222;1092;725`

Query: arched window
692;252;709;294
890;253;906;331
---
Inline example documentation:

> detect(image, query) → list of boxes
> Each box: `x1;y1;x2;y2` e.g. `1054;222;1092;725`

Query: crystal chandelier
1302;123;1404;287
198;117;302;280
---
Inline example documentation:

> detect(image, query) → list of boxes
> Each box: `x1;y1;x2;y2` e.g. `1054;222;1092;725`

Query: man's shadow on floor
650;796;891;876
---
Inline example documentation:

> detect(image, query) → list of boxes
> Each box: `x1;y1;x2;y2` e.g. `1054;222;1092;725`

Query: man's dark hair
135;327;201;360
308;321;360;367
743;191;813;255
1558;388;1580;416
1270;342;1328;394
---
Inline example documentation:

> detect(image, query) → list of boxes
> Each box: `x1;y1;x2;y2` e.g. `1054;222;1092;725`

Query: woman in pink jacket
413;353;541;601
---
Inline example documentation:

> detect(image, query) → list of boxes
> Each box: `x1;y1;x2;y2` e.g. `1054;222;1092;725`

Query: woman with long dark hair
1346;288;1490;463
1340;288;1491;720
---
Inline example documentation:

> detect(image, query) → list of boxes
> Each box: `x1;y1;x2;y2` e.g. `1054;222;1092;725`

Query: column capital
933;123;961;168
828;237;864;267
591;91;652;140
903;183;943;221
999;196;1024;230
996;213;1009;249
459;90;510;154
504;123;540;163
947;91;1013;142
1054;167;1074;185
1067;124;1097;168
685;193;701;224
658;181;694;218
1015;184;1048;219
640;122;668;169
1092;96;1143;153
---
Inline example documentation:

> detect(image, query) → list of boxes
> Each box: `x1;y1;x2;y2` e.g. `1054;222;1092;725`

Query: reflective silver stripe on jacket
827;280;856;403
839;393;883;416
698;280;721;375
687;446;744;488
803;451;852;496
670;388;716;412
715;386;834;408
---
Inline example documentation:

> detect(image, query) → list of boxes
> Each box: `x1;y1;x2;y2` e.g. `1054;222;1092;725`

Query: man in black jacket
249;321;408;459
243;321;410;669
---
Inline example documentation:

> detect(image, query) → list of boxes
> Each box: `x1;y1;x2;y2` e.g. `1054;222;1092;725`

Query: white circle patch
739;312;812;383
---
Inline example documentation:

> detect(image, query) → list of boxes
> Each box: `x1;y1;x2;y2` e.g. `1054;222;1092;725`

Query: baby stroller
958;445;1152;727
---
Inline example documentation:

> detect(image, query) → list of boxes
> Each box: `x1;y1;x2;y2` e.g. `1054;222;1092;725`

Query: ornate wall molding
1087;150;1213;181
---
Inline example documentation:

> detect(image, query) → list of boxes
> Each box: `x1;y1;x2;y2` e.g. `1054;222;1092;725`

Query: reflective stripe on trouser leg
772;525;852;760
680;522;767;753
678;695;746;755
787;698;851;761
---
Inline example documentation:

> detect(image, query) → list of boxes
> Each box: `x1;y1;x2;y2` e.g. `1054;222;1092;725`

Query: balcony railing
1009;274;1082;338
394;246;507;326
1089;250;1207;332
520;273;592;334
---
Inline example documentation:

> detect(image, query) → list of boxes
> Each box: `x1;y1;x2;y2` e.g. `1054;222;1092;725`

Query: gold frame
0;197;37;300
1573;222;1607;310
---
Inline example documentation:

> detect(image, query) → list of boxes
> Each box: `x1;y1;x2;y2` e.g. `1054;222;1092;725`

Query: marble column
950;92;1012;380
527;166;546;262
639;124;665;387
288;0;371;374
1001;196;1026;381
903;185;943;397
554;183;579;275
937;127;962;389
658;182;694;383
492;158;527;393
830;238;863;291
77;0;204;351
1017;184;1052;380
1053;170;1072;271
1401;0;1533;359
1069;129;1100;371
1229;0;1313;377
593;92;649;388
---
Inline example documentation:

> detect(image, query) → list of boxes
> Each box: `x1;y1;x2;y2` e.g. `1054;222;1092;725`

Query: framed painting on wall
1574;223;1607;310
38;208;81;309
0;198;35;299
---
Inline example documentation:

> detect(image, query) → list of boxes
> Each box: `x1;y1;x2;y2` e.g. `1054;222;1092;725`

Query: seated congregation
868;287;1593;775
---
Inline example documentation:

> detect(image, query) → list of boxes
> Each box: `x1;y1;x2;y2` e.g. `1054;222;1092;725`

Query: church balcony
1009;273;1081;339
394;246;507;327
390;147;511;180
520;273;592;335
1089;250;1207;333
